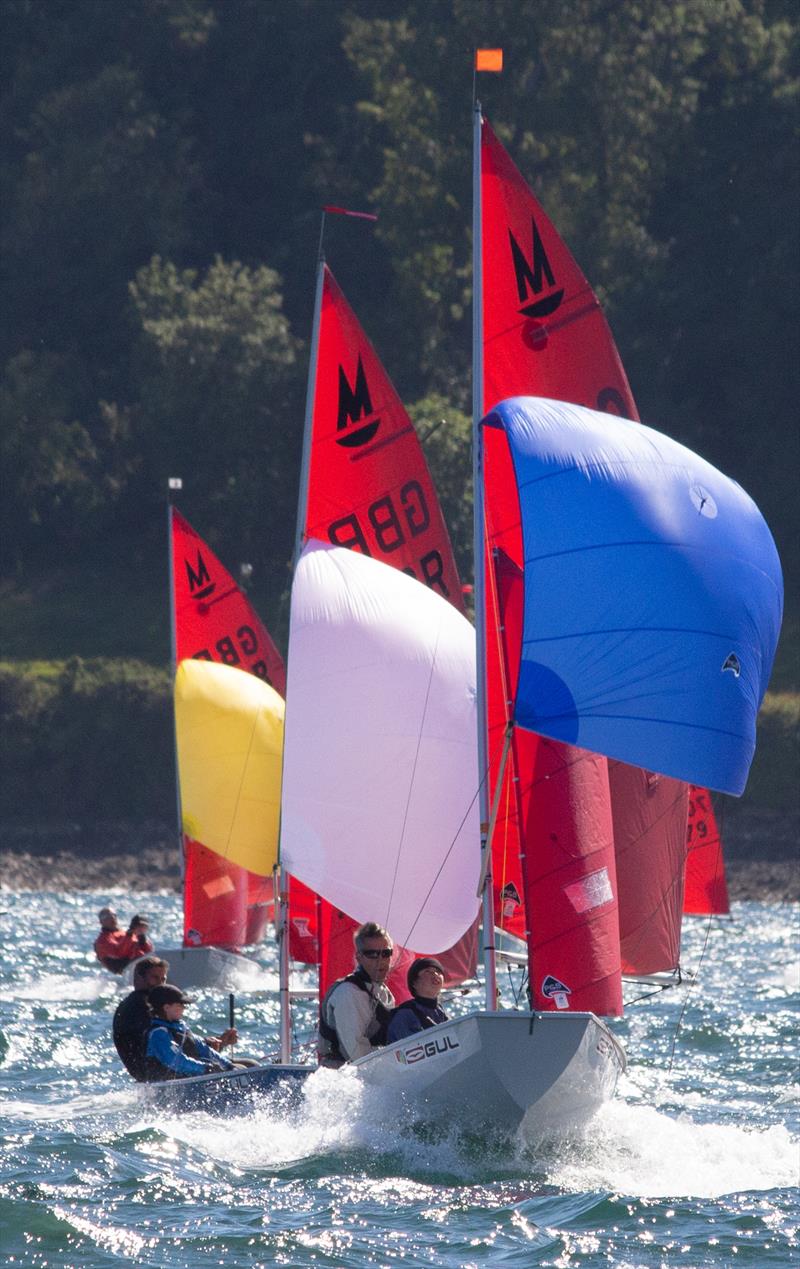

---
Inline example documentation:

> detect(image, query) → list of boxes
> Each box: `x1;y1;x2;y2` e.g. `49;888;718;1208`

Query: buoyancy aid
393;997;448;1030
144;1018;208;1082
318;970;393;1065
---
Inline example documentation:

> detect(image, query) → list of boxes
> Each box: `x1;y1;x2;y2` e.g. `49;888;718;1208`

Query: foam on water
544;1098;799;1198
10;972;118;1003
1;892;798;1268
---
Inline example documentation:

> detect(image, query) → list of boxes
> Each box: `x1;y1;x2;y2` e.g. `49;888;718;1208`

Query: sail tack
280;540;480;952
488;396;783;795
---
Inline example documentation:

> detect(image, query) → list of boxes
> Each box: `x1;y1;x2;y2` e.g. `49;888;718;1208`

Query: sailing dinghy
151;112;781;1125
141;509;286;991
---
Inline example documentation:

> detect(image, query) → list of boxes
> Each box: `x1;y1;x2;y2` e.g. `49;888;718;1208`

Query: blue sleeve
146;1026;210;1077
386;1006;423;1044
193;1036;234;1070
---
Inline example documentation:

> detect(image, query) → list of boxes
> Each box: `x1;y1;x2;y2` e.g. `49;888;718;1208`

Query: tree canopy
1;0;797;648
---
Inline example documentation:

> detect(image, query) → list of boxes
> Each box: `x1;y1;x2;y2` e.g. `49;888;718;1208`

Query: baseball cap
149;984;194;1008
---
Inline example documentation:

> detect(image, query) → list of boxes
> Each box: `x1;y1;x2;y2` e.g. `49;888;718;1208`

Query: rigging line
402;770;487;950
383;613;445;929
667;908;716;1075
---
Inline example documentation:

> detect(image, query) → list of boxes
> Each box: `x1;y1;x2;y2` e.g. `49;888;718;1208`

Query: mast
277;250;325;1064
166;479;185;891
472;100;498;1010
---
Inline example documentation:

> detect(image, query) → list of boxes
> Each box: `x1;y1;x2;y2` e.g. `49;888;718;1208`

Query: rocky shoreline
0;808;797;902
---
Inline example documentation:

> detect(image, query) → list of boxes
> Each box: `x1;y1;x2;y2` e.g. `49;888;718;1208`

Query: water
0;891;797;1267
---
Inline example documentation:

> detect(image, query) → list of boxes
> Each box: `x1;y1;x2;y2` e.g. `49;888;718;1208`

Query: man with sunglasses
318;922;395;1066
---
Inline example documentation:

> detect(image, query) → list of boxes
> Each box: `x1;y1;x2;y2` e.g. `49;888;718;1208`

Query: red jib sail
171;508;286;948
294;264;475;997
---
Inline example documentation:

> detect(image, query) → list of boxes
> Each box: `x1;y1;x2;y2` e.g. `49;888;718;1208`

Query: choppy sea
0;890;797;1268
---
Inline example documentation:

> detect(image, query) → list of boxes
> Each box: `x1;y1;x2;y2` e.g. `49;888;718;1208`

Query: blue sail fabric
485;397;783;796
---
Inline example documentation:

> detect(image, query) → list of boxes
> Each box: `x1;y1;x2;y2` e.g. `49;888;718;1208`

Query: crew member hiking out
318;922;395;1067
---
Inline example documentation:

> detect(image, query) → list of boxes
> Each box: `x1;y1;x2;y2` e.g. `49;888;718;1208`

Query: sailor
113;955;169;1081
386;958;448;1043
94;907;154;974
318;922;395;1067
144;984;242;1081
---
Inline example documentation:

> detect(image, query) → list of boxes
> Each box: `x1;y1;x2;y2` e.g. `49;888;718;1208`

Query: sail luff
279;253;326;1061
473;100;498;1010
294;256;326;569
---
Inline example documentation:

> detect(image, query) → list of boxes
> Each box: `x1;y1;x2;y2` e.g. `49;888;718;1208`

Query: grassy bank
1;655;797;822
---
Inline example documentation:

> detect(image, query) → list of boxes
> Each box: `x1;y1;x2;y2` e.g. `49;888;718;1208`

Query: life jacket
144;1018;207;1082
390;997;448;1031
112;990;152;1082
318;970;393;1065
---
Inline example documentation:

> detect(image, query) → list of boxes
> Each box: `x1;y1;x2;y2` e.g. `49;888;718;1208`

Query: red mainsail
171;508;285;949
479;117;720;989
609;763;689;974
684;788;730;915
293;264;475;996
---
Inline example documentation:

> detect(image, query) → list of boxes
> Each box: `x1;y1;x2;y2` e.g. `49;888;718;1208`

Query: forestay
280;540;480;952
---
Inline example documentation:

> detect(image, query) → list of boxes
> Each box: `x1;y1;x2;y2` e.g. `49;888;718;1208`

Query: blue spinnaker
485;397;783;796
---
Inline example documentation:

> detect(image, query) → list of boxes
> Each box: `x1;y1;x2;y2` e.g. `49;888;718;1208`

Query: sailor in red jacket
94;907;154;974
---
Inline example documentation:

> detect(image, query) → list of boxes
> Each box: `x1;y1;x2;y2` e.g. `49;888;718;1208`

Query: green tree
129;254;301;566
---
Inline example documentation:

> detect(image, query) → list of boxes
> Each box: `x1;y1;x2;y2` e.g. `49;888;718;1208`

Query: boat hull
353;1010;625;1139
125;945;268;992
146;1062;313;1112
142;1010;624;1138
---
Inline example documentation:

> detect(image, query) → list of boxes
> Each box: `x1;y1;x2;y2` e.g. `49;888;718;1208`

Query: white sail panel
280;540;480;951
175;659;284;876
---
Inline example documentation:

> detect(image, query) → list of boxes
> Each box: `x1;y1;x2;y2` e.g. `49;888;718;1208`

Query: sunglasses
360;948;393;960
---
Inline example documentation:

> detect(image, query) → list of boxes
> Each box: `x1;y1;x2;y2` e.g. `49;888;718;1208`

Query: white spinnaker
280;539;480;951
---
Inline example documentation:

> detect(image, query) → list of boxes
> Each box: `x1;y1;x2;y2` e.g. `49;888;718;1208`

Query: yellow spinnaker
175;659;284;876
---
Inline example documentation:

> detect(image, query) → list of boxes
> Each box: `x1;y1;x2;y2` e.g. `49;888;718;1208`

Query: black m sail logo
336;355;380;448
509;217;565;319
186;551;215;601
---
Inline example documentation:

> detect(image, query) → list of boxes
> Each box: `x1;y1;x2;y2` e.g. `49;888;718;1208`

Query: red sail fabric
306;265;465;607
317;908;478;1005
480;117;629;979
172;510;286;693
481;119;636;420
294;265;476;984
609;762;689;975
480;116;725;971
171;508;285;948
684;787;730;915
495;550;622;1015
